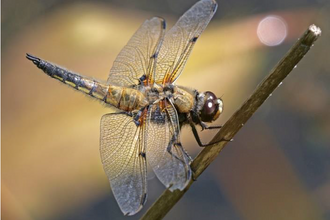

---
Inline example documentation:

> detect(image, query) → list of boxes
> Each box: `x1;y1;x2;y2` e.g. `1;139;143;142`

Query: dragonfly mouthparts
26;53;41;66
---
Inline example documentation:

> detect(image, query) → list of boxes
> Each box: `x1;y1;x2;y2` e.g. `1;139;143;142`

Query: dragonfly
27;0;223;216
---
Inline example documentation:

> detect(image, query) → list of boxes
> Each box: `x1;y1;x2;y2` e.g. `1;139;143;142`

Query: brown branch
140;25;322;220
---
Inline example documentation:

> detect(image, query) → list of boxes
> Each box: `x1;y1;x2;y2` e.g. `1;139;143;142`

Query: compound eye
200;91;219;122
203;100;216;115
205;91;217;101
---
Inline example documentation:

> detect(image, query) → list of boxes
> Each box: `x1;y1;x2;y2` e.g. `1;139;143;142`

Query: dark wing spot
141;193;147;205
162;19;166;29
139;74;146;82
191;37;198;42
212;2;218;12
139;152;146;158
151;53;158;59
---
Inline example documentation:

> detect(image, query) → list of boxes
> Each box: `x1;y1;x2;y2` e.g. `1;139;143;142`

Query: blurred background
2;0;330;219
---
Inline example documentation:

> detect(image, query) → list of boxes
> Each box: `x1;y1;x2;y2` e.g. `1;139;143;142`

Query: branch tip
309;24;322;36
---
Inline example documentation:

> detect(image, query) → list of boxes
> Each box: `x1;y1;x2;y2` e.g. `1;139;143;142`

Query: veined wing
154;0;217;85
146;100;192;191
107;17;165;87
100;113;147;216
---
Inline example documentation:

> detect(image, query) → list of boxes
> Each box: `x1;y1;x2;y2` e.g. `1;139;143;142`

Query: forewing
107;17;165;87
100;113;147;216
155;0;217;85
145;100;192;191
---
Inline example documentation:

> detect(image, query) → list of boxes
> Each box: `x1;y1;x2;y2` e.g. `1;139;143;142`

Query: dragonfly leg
175;142;192;162
166;139;192;182
166;134;192;164
166;140;185;163
190;111;222;131
200;121;222;130
189;119;232;147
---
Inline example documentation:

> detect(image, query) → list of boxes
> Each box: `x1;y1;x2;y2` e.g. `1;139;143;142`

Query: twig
140;25;321;220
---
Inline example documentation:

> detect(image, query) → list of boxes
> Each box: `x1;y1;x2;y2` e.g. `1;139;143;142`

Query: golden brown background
2;0;330;219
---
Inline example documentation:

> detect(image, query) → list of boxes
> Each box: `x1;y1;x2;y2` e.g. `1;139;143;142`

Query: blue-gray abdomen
26;54;148;112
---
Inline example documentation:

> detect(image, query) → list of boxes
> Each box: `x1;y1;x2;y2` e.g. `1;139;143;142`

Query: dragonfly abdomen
26;54;147;111
26;54;109;101
106;86;148;112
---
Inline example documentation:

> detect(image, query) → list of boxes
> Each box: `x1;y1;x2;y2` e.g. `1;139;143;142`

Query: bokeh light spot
257;15;287;46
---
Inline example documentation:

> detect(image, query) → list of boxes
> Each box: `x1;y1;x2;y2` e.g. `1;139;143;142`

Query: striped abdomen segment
26;54;108;101
106;86;148;112
27;54;148;111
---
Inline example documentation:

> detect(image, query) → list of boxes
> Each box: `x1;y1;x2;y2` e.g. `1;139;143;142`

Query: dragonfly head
200;91;223;122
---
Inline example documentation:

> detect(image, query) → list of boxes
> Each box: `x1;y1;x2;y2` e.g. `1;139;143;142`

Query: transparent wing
145;100;192;191
155;0;217;85
107;17;165;87
100;113;147;216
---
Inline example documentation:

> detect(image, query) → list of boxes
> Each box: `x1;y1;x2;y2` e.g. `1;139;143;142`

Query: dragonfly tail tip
26;53;41;66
